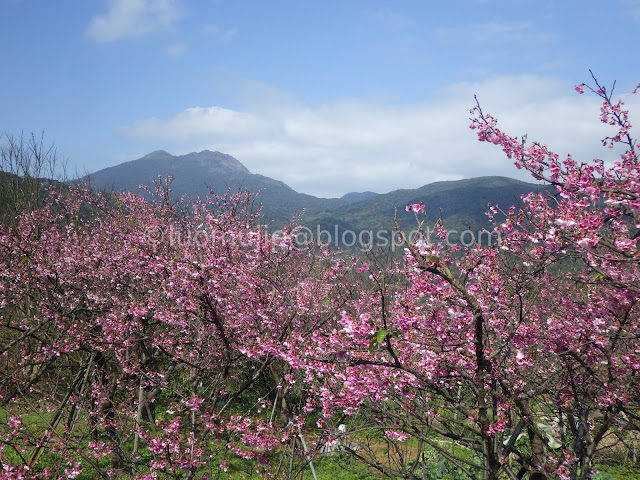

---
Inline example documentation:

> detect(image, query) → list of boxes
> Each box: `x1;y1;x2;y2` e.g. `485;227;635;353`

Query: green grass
594;464;640;480
3;402;639;480
299;453;372;480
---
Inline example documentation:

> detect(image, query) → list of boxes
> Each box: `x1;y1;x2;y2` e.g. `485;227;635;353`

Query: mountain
83;150;374;224
300;176;551;247
339;191;378;203
82;150;548;242
0;170;70;225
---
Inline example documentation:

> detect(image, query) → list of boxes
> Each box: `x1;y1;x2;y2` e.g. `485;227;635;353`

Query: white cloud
122;106;270;142
119;75;640;198
86;0;181;43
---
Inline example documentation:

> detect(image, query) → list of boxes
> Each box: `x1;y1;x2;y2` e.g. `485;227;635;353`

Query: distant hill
82;150;377;224
339;191;378;203
0;170;69;225
301;176;550;247
81;150;548;244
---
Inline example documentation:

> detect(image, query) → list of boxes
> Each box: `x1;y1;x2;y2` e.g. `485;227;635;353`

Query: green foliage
595;464;640;480
408;447;474;480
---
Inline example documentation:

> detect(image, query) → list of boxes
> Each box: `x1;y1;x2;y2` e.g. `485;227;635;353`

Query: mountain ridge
82;150;546;232
84;150;351;221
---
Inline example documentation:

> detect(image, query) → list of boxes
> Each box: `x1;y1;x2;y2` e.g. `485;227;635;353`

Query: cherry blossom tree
0;180;343;479
290;74;640;480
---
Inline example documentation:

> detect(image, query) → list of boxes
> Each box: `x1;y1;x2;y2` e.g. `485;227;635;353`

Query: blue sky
1;0;639;197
